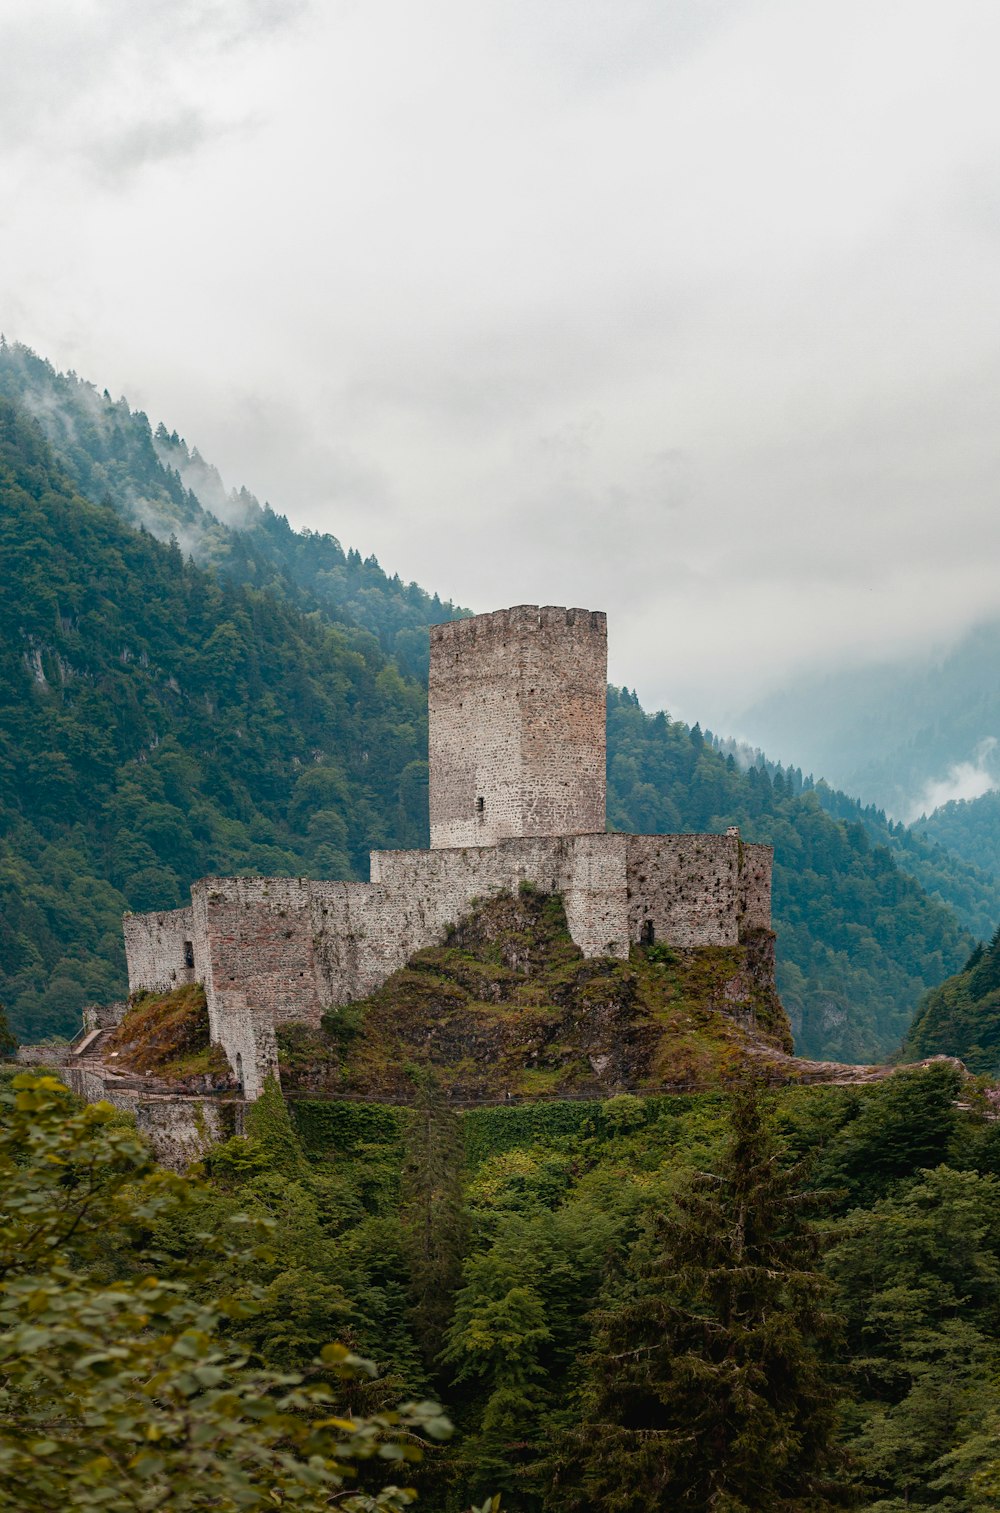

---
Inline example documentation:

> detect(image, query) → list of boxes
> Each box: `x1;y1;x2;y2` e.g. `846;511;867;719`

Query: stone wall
738;842;774;931
626;834;740;947
124;908;198;994
61;1062;239;1169
428;607;607;848
122;833;775;1099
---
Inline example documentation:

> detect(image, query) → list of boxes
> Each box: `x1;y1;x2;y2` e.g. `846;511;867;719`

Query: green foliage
11;1054;1000;1510
906;925;1000;1072
814;1061;964;1207
0;1073;454;1511
243;1074;311;1178
400;1075;469;1368
546;1079;845;1512
827;1164;1000;1508
292;1098;407;1155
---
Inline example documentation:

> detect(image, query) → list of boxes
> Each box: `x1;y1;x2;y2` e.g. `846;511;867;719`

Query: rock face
277;889;792;1103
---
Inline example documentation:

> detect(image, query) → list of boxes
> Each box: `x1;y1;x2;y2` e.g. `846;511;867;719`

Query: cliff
276;887;792;1101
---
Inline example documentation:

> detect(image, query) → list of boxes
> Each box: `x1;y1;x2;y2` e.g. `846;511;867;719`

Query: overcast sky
4;0;1000;730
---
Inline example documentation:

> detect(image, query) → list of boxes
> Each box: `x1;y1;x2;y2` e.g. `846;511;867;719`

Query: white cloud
911;740;1000;824
5;0;1000;728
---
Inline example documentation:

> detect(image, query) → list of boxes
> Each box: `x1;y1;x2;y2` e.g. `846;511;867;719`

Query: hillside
274;887;791;1103
904;926;1000;1073
913;789;1000;878
0;398;428;1040
0;340;467;680
606;692;973;1062
0;391;978;1061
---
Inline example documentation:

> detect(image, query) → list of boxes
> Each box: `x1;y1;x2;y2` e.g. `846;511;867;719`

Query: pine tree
401;1072;469;1372
549;1078;845;1512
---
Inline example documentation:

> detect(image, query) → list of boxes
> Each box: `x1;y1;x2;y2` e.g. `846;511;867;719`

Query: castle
124;606;773;1099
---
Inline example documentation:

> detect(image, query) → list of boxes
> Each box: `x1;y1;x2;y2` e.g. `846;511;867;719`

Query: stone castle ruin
124;606;773;1099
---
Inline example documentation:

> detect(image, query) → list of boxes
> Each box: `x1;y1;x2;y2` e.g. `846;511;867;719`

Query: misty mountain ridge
0;339;468;681
737;622;1000;829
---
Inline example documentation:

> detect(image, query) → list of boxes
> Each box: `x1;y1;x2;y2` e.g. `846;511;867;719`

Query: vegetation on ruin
278;890;792;1101
103;983;232;1086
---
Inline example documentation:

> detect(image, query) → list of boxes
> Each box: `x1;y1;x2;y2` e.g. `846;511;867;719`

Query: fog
4;0;1000;733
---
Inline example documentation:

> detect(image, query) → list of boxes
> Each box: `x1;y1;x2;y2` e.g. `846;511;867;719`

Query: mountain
904;928;1000;1073
912;790;1000;879
0;374;979;1061
736;621;1000;828
0;397;428;1040
0;340;467;680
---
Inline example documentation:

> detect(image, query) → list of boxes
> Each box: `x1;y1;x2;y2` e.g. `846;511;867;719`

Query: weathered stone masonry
124;605;774;1099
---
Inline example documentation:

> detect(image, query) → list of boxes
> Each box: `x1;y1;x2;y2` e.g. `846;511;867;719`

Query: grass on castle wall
103;983;231;1084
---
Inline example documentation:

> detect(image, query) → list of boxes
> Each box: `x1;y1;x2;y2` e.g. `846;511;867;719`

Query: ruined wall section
372;833;630;977
187;878;315;1097
428;607;607;849
738;843;774;933
626;835;741;947
124;907;198;995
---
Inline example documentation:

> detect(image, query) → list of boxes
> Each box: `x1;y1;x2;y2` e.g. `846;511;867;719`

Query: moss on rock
278;890;793;1101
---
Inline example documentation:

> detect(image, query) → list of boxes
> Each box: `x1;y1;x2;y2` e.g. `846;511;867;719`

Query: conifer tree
549;1078;845;1512
401;1072;469;1372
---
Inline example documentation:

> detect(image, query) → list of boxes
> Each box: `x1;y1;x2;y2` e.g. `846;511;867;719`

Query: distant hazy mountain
737;623;1000;827
913;790;1000;879
0;340;467;680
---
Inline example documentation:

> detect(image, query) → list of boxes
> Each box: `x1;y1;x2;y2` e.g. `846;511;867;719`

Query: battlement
429;604;607;848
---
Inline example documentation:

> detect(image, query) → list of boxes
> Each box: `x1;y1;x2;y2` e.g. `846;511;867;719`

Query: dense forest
5;1060;1000;1510
914;789;1000;879
0;388;985;1061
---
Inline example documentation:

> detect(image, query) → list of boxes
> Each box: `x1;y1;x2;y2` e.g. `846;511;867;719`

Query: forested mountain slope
0;340;466;679
0;395;974;1060
913;789;1000;879
0;398;428;1039
905;927;1000;1073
